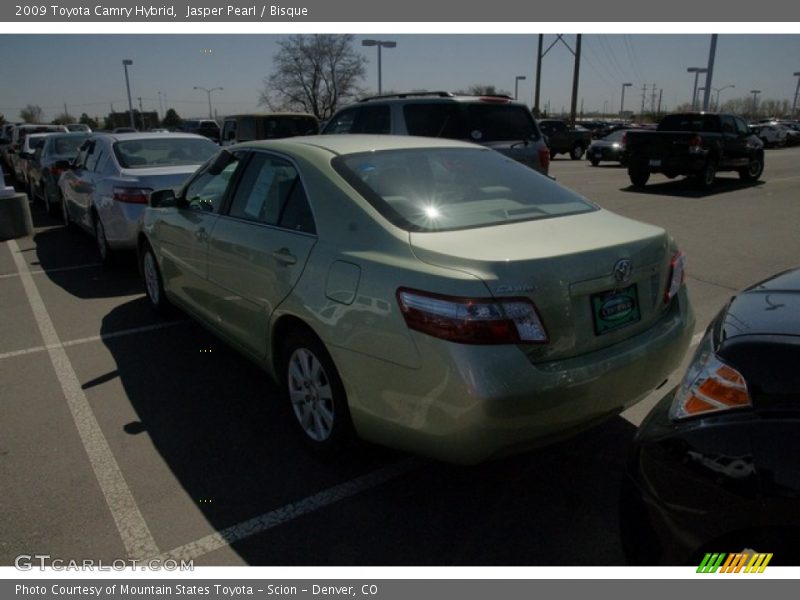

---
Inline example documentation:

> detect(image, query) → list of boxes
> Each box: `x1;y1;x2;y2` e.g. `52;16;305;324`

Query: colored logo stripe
697;552;772;573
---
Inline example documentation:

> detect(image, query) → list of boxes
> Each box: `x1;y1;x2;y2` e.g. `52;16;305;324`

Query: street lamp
193;86;223;120
750;89;761;118
514;76;526;100
362;39;397;95
687;67;708;110
122;59;134;129
712;84;734;111
792;72;800;117
620;82;632;118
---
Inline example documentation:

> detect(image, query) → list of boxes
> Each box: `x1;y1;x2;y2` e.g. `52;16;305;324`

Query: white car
751;124;787;148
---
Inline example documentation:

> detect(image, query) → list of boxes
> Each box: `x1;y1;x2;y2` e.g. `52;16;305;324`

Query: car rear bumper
333;287;694;464
100;201;146;249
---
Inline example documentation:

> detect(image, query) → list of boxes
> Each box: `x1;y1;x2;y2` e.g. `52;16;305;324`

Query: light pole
514;76;526;100
361;39;396;95
620;82;632;118
750;90;761;118
712;84;734;111
792;72;800;117
122;59;134;129
687;67;707;110
193;86;223;120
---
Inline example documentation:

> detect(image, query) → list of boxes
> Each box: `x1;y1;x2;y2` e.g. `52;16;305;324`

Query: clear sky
0;34;798;122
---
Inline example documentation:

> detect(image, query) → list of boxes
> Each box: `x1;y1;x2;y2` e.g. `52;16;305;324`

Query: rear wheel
94;214;113;265
570;144;585;160
739;154;764;182
141;242;170;313
696;161;717;190
281;329;354;452
628;168;650;187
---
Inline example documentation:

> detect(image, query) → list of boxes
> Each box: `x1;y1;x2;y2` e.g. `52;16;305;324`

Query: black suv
322;92;550;175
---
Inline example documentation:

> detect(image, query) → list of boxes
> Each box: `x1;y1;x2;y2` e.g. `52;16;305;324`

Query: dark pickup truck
538;119;593;160
625;112;764;189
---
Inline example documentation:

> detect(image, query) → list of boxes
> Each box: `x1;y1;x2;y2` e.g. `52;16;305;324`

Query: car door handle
272;248;297;265
195;227;208;242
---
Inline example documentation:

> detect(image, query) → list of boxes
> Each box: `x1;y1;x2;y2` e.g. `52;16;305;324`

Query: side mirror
149;188;177;208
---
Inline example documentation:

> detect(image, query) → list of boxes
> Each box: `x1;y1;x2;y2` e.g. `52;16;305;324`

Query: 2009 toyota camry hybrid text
139;135;695;464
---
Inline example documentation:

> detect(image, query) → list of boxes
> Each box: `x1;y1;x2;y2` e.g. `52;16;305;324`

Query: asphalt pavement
1;147;799;566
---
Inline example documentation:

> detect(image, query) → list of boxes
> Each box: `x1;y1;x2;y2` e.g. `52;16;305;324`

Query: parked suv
220;113;319;146
322;92;550;175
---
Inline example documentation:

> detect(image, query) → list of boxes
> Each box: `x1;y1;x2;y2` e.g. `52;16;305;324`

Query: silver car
59;132;218;263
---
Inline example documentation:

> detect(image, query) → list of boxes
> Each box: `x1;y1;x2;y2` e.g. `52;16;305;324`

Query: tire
140;242;171;313
61;194;73;229
43;186;56;216
280;329;354;452
696;161;717;190
590;158;600;167
570;144;585;160
738;154;764;182
94;214;113;265
628;168;650;187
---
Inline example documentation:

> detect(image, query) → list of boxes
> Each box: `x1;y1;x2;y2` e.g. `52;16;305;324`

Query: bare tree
20;104;44;123
52;112;76;125
260;35;367;120
456;84;513;97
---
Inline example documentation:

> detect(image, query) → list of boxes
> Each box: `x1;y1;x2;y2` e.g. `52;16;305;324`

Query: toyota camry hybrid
138;135;695;464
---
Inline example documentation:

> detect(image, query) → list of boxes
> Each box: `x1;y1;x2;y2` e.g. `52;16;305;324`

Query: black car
622;268;800;565
586;128;639;166
179;119;221;143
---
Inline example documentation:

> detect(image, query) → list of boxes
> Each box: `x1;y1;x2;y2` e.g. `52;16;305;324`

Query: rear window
658;114;721;133
333;147;594;233
404;103;540;142
113;138;218;169
54;137;87;155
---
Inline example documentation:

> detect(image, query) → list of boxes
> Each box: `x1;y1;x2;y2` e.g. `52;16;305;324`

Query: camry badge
613;259;633;283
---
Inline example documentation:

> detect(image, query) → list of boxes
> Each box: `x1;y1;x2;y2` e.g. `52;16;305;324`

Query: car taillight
670;331;751;420
113;186;152;204
538;146;550;171
688;134;704;154
664;251;686;304
396;288;548;345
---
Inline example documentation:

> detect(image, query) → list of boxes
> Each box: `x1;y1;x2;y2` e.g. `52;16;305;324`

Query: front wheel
570;144;585;160
628;168;650;187
281;329;354;452
739;155;764;182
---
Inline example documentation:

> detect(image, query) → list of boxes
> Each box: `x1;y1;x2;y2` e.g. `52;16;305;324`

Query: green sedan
139;135;695;464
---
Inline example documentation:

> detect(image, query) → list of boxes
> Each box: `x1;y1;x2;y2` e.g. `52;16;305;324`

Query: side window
351;106;390;134
73;140;93;169
720;115;736;134
324;109;357;134
222;120;236;142
227;153;316;234
184;154;241;212
239;117;256;142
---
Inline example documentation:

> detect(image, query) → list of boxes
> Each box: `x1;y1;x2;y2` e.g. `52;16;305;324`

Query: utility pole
641;84;648;115
568;34;582;126
137;97;145;130
657;89;663;118
701;34;718;112
534;34;543;116
792;72;800;117
650;84;657;114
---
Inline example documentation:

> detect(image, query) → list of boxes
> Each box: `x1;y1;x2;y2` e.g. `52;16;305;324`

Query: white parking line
158;457;422;563
0;320;188;361
0;262;102;280
6;239;161;560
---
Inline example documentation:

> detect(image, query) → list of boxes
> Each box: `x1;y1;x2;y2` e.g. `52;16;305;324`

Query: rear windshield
403;103;540;142
333;147;595;232
658;114;721;133
113;138;218;169
54;137;88;155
